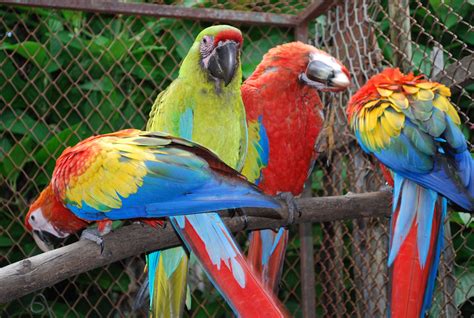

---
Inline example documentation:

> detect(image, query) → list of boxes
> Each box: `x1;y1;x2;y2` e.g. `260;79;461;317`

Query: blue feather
415;187;438;267
171;213;247;290
388;178;417;266
147;251;160;303
179;107;194;140
421;198;447;316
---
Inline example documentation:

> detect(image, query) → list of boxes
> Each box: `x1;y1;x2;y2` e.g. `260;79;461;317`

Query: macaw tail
388;175;447;318
147;248;188;318
170;213;288;317
247;228;288;293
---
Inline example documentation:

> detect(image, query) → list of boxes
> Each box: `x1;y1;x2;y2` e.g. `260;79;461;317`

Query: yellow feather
402;85;419;94
373;121;391;148
152;257;172;318
170;258;188;317
416;89;435;101
436;84;451;97
366;108;379;131
383;110;405;131
416;82;436;90
446;104;461;125
380;115;397;137
362;100;380;109
377;87;393;97
433;95;450;112
241;121;268;183
381;121;392;144
388;92;409;109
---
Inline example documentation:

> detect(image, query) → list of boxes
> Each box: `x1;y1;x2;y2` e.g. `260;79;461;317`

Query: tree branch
0;191;391;303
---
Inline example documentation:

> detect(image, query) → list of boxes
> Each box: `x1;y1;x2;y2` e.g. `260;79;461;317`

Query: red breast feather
242;42;325;195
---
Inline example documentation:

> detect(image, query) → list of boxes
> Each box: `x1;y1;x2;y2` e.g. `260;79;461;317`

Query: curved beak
299;55;351;92
208;40;239;86
32;230;62;252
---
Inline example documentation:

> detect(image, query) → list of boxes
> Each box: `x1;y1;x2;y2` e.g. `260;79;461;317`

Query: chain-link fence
0;1;472;317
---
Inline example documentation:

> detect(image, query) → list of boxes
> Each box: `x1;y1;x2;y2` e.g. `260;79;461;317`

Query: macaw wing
354;83;473;210
54;131;277;221
241;116;269;185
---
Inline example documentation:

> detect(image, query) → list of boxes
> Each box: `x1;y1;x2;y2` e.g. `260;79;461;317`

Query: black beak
208;40;239;86
299;59;350;92
33;230;62;252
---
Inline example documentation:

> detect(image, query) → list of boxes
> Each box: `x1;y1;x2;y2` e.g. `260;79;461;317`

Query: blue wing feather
371;114;474;211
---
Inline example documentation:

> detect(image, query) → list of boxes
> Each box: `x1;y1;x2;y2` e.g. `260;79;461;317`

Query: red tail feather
248;230;289;293
390;201;443;317
175;218;288;317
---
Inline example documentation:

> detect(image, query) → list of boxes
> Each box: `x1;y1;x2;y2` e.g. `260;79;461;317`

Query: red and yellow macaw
241;42;350;292
347;68;473;317
25;129;279;252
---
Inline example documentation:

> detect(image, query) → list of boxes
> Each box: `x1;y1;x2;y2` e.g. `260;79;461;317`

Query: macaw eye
30;215;35;221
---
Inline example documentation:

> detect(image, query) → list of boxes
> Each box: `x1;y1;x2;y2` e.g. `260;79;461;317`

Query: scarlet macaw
347;68;473;317
25;129;279;252
241;42;350;292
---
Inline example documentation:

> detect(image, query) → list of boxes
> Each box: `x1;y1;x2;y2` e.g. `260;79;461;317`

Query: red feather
214;29;243;46
389;200;444;318
243;42;349;292
174;217;288;317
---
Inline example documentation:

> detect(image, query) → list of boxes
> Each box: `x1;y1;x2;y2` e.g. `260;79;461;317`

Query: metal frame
0;0;338;27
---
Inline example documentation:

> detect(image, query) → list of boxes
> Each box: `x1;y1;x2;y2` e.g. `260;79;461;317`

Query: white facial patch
309;52;343;73
309;52;350;87
29;208;68;238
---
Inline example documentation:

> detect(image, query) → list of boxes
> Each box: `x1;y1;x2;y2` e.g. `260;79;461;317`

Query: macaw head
25;184;89;252
249;41;351;93
346;68;420;122
182;25;243;87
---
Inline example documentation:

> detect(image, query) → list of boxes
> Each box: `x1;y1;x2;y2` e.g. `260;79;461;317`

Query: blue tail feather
421;198;447;316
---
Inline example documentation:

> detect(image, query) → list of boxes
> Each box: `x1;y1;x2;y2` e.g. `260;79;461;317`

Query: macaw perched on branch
347;68;473;318
242;42;350;292
146;25;287;317
25;129;279;252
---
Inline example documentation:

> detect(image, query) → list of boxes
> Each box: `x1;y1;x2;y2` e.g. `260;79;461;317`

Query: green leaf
62;10;83;30
0;41;47;68
0;111;49;139
79;77;114;92
242;34;281;79
431;271;474;316
411;44;432;75
0;236;13;247
450;212;474;228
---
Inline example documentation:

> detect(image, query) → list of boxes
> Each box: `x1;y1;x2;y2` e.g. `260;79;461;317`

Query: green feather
404;124;436;156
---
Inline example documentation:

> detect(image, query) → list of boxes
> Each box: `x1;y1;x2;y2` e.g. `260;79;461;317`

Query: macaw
145;25;286;317
346;68;473;317
24;129;279;252
241;42;350;292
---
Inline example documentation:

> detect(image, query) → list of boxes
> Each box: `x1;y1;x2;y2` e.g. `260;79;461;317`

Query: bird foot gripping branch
80;228;105;254
277;192;300;225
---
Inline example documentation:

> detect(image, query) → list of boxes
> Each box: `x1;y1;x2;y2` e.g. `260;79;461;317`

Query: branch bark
0;191;391;304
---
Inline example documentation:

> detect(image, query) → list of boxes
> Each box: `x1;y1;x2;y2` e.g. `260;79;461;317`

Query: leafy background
0;0;473;317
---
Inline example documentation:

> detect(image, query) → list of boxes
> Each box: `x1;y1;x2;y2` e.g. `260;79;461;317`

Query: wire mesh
0;1;472;317
312;0;473;316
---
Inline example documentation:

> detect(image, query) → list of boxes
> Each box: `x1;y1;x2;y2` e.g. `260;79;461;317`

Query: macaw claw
277;192;299;225
80;228;105;254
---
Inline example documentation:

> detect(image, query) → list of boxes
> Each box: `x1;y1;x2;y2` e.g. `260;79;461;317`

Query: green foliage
0;4;292;317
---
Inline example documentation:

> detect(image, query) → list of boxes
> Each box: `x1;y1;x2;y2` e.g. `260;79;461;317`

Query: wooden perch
0;190;392;304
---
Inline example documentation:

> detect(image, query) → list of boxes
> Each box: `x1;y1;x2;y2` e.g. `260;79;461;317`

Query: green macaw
145;25;285;317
